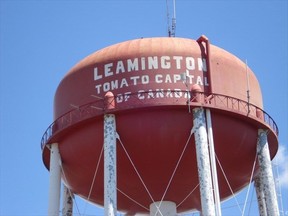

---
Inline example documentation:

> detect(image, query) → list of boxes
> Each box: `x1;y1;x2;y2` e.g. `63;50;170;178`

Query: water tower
41;36;279;215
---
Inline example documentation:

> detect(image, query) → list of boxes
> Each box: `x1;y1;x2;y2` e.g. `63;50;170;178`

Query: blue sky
0;0;287;215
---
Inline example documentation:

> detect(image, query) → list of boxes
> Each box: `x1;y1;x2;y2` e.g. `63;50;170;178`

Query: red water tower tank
41;37;278;214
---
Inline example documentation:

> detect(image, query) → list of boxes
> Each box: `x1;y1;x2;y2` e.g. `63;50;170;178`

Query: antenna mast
166;0;176;37
245;59;251;115
171;0;176;37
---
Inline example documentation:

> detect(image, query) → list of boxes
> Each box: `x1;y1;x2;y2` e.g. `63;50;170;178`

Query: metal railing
41;90;278;149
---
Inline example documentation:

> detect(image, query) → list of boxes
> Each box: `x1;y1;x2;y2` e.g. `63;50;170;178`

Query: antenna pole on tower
171;0;176;37
166;0;176;37
245;60;251;115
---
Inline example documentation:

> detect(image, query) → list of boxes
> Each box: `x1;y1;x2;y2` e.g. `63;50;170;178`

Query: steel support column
104;92;117;216
193;107;215;216
48;143;61;216
254;174;267;216
206;109;221;216
257;129;279;216
62;185;73;216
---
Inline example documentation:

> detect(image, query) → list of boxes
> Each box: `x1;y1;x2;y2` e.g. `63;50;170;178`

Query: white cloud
273;144;288;188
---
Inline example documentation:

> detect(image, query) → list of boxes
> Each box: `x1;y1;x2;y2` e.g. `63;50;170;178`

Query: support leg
254;174;267;216
193;107;215;216
257;129;279;216
104;113;117;216
206;109;221;216
103;91;117;216
62;185;73;216
48;143;61;216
